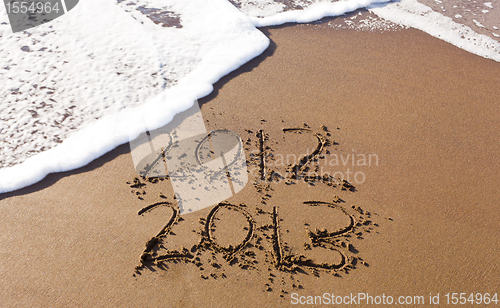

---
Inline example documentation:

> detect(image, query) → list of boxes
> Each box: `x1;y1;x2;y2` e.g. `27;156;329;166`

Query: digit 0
203;202;254;259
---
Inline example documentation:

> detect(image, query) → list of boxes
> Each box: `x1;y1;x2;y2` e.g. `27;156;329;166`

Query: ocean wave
369;0;500;62
0;0;269;193
0;0;498;194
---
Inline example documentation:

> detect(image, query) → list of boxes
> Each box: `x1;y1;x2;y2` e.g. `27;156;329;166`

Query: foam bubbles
1;0;499;194
0;0;269;193
369;0;500;62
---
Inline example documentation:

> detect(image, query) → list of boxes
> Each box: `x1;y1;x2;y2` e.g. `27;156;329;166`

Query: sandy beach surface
1;18;500;307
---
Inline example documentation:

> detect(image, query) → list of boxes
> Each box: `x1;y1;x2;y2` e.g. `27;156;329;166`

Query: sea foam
0;0;498;194
369;0;500;62
0;0;269;193
248;0;392;27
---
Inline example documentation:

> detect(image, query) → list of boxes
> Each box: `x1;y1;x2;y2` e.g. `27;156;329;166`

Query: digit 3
274;201;356;271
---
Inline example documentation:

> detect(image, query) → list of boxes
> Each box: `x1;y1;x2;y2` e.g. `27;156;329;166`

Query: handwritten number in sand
298;201;355;269
272;202;353;270
204;203;254;258
284;129;326;180
134;125;373;276
262;128;326;182
139;202;192;264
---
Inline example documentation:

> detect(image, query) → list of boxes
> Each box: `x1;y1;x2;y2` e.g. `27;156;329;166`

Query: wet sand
1;20;499;307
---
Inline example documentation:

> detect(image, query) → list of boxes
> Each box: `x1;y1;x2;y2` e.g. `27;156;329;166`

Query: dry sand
1;18;500;307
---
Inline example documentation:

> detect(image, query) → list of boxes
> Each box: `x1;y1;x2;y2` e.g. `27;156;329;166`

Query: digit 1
258;129;266;181
271;206;283;268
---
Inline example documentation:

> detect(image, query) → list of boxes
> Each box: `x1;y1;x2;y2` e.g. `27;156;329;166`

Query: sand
1;18;500;307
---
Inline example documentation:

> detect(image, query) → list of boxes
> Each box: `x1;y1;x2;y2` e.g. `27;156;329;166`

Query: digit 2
138;202;193;264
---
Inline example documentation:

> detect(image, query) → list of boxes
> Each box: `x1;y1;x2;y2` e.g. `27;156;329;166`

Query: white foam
369;0;500;62
249;0;392;27
473;19;486;28
0;0;269;193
